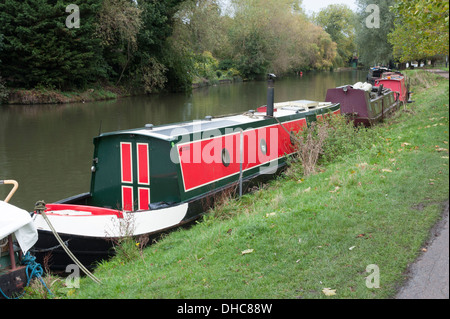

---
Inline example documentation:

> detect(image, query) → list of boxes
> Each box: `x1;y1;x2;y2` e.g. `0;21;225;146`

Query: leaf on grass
401;142;411;147
322;288;336;296
349;246;356;251
303;187;311;193
329;186;340;193
241;249;254;255
381;169;392;173
266;212;276;217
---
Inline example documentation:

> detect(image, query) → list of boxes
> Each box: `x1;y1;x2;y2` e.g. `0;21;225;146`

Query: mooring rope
34;200;102;285
0;252;52;299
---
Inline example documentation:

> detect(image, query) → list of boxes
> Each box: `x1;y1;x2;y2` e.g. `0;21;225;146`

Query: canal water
0;70;365;211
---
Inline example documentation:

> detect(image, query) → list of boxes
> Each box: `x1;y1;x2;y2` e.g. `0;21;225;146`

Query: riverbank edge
2;78;241;105
4;85;132;105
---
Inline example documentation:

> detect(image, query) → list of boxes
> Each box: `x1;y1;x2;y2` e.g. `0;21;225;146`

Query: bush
0;75;8;103
286;114;378;179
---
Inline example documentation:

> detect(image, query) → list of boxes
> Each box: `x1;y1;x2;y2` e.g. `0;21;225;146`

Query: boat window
221;148;231;167
260;139;267;155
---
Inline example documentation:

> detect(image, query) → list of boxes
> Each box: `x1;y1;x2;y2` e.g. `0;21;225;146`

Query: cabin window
260;139;267;155
221;148;231;167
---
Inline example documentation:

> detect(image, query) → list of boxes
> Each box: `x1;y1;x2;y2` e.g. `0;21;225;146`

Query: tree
228;0;336;78
0;0;106;89
355;0;395;66
95;0;142;85
0;32;7;102
136;0;189;92
313;4;357;66
388;0;449;62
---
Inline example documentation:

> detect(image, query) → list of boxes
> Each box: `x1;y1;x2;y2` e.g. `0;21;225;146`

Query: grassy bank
31;71;449;299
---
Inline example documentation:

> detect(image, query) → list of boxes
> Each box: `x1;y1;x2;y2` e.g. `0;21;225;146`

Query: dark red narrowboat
31;99;340;270
325;81;399;126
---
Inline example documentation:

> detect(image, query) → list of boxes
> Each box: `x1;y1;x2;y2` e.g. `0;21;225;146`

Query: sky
301;0;358;14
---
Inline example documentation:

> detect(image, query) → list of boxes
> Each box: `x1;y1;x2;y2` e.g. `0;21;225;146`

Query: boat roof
97;100;336;142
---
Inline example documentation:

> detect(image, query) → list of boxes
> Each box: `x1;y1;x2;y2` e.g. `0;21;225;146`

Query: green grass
43;71;449;299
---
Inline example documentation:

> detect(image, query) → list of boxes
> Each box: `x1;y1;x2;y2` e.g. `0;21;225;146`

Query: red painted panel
122;186;133;212
120;142;133;184
178;119;307;191
138;188;150;211
137;143;150;185
44;204;123;218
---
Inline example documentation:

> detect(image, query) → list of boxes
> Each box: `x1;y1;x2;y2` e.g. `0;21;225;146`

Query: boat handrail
1;179;19;203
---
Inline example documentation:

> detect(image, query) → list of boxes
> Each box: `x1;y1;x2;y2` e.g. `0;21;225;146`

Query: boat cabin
374;72;409;103
325;82;397;126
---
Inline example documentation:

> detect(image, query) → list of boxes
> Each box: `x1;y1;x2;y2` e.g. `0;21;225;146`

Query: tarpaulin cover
0;200;38;254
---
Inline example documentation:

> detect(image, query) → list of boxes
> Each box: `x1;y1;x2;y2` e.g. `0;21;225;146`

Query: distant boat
366;66;391;84
31;96;341;270
325;81;399;126
374;71;412;105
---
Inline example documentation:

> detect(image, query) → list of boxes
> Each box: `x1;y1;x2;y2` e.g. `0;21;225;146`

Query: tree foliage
0;0;351;93
388;0;449;62
355;0;395;66
313;4;357;66
0;0;106;89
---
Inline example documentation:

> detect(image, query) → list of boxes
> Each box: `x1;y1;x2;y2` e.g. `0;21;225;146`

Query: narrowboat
325;81;399;126
366;66;391;84
1;180;39;299
374;71;412;105
31;98;341;270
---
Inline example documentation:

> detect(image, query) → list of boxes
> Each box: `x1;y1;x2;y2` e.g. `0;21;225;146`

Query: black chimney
266;73;276;118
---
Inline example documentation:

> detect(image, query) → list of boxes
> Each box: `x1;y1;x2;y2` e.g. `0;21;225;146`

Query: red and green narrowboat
325;81;400;126
31;99;340;269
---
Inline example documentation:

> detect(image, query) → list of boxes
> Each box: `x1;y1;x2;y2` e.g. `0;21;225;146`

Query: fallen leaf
303;187;311;193
322;288;336;296
381;169;392;173
329;186;340;193
266;212;276;217
241;249;254;255
349;246;356;251
422;248;427;252
401;142;411;147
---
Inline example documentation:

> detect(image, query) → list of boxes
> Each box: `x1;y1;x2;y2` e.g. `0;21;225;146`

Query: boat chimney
266;73;276;118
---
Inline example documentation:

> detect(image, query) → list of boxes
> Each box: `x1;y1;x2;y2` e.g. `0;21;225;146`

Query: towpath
396;70;448;299
424;69;449;79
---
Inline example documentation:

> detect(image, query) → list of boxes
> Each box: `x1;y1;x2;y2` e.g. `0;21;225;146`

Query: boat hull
32;163;286;270
326;85;399;126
